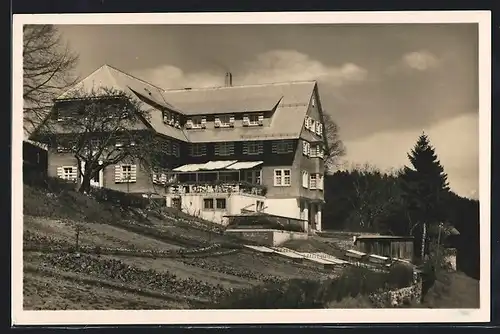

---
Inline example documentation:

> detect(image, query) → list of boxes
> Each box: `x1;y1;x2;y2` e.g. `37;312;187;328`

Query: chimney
225;72;233;87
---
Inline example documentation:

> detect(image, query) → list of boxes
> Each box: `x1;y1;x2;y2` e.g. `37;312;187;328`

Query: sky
55;23;479;199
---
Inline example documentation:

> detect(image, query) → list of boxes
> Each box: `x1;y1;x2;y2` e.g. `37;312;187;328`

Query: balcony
165;181;267;196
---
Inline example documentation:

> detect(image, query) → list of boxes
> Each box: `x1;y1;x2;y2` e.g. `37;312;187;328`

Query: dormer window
214;115;234;128
185;116;206;129
162;111;175;126
243;113;264;127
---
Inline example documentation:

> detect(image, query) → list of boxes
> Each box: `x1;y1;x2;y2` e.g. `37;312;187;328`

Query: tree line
322;134;480;279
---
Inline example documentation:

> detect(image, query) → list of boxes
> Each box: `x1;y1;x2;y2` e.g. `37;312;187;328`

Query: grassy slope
22;183;338;310
22;182;480;310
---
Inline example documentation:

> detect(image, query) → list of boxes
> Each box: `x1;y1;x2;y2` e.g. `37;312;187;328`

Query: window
215;115;234;128
203;198;227;210
172;142;180;157
243;113;264;126
272;140;294;154
57;166;77;181
216;198;227;210
243;141;263;155
219;172;236;182
162;140;171;155
115;164;137;183
189;143;207;157
214;142;234;156
186;116;206;129
244;170;262;184
274;169;291;187
302;140;310;156
311;96;316;108
309;174;317;189
203;198;214;210
302;171;309;188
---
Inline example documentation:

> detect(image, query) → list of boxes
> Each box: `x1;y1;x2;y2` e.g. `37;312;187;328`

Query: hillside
22;182;342;310
22;180;480;310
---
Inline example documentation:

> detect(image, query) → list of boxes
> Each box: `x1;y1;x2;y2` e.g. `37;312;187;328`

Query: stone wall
224;229;308;247
369;270;423;308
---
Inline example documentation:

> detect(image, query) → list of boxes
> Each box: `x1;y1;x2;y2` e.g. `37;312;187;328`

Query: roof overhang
172;160;263;173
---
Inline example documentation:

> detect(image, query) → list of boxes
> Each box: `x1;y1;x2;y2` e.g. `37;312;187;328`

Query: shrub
387;263;414;288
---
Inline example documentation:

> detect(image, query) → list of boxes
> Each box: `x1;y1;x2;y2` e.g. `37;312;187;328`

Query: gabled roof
161;81;315;116
53;65;319;143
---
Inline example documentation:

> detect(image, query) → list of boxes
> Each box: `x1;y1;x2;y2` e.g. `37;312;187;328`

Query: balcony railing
164;181;267;196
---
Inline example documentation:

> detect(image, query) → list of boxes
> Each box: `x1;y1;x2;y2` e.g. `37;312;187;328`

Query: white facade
166;192;266;226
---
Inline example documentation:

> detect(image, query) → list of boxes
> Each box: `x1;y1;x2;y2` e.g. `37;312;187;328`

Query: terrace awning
172;160;263;173
225;161;263;170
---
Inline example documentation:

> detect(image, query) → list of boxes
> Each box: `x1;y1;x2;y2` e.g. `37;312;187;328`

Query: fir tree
400;133;450;260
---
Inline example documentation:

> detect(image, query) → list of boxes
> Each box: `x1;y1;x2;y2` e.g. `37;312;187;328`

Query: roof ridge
104;64;166;92
162;80;317;92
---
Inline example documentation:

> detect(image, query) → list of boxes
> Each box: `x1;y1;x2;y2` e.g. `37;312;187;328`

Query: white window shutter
302;140;308;155
185;120;193;129
229;116;235;126
214;143;220;155
201;144;207;155
258;115;264;125
70;166;78;181
243;116;250;127
243;142;248;155
57;167;64;179
317;123;323;136
258;141;264;154
114;165;122;183
201;117;207;128
130;165;137;182
214;118;221;128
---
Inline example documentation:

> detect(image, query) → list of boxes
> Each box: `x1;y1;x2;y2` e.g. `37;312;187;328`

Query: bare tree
322;112;346;173
23;24;79;135
34;87;163;193
347;163;399;232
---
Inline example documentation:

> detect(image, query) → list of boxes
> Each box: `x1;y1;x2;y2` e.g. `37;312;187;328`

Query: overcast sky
56;23;479;199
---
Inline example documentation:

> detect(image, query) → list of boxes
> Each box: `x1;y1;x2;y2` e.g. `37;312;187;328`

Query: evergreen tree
400;133;450;260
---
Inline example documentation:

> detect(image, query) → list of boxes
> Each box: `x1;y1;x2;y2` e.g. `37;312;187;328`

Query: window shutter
302;171;309;188
243;116;250;127
114;165;122;183
201;117;207;129
130;165;137;182
70;166;78;180
305;117;310;130
57;167;63;179
201;144;207;155
310;120;316;133
242;142;248;155
272;141;278;153
229;116;235;126
302;141;310;156
214;143;220;155
258;141;264;154
319;174;324;190
214;118;221;128
258;115;264;125
185;120;193;129
160;173;167;184
316;123;323;136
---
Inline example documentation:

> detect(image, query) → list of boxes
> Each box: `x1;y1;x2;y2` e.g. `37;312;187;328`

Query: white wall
166;192;265;226
265;198;301;220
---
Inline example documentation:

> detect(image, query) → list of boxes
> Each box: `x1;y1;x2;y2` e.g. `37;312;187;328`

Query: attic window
311;96;316;108
243;113;264;127
186;116;206;129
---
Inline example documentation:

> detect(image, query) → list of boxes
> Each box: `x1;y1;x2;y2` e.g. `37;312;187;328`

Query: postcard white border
12;11;491;325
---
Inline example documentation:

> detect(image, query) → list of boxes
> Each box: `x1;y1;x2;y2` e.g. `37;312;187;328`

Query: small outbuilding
354;235;415;262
